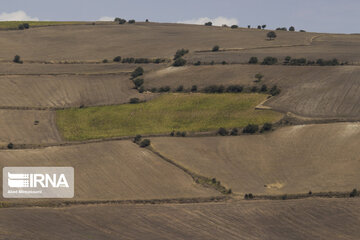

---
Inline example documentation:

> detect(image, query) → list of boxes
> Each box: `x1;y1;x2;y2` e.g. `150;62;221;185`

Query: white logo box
3;167;74;198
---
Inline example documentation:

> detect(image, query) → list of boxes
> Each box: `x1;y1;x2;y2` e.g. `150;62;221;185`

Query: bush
138;86;144;93
150;87;157;92
231;25;238;29
269;85;281;96
248;57;258;64
154;58;165;64
204;22;212;26
128;19;136;24
230;128;238;136
300;30;306;32
217;127;228;136
23;23;30;29
159;86;171;92
102;59;108;63
257;25;261;29
7;142;14;149
267;31;277;40
131;67;144;79
133;134;142;143
133;78;144;88
250;86;258;93
260;123;273;132
176;85;184;92
18;24;25;30
221;61;227;65
129;98;140;104
248;25;251;29
262;57;278;65
134;58;150;64
145;19;149;22
289;58;307;66
194;61;201;66
212;45;220;52
226;85;243;93
140;139;151;147
173;57;186;67
350;189;358;197
115;18;126;24
262;24;266;29
113;56;121;62
191;85;198;92
243;124;259;134
122;57;135;63
283;56;291;65
174;49;189;60
13;55;22;64
276;27;287;31
244;193;254;200
289;26;295;31
255;73;264;82
260;84;268;92
203;85;225;93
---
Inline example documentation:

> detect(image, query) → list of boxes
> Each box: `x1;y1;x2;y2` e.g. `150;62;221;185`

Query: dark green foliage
212;45;220;52
154;58;166;64
260;123;273;132
282;194;288;200
173;57;186;67
267;31;277;40
350;189;358;197
176;85;184;92
170;131;175;136
243;124;259;134
203;85;225;93
175;131;186;137
289;26;295;31
230;128;238;136
231;25;238;29
248;57;258;64
269;85;281;96
133;134;142;143
227;189;232;194
255;73;264;82
134;58;150;64
115;18;126;24
260;84;268;92
244;193;254;199
194;61;201;66
23;23;30;29
138;86;145;93
159;86;171;92
283;56;291;65
131;67;144;79
262;57;278;65
289;58;307;65
191;85;198;92
13;55;23;64
174;49;189;60
113;56;121;62
139;139;151;147
145;19;149;22
204;22;212;26
300;30;306;32
7;142;14;149
122;57;135;63
247;25;251;28
132;78;144;88
128;19;136;24
262;25;266;29
226;85;243;93
217;127;228;136
257;25;261;29
18;24;25;30
276;27;287;31
129;98;140;104
102;59;108;63
181;131;186;137
316;58;340;66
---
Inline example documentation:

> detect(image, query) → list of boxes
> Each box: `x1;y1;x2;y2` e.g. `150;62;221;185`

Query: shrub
154;58;165;64
138;86;144;93
7;142;14;149
133;134;142;143
129;98;140;104
140;139;151;147
276;27;287;31
145;19;149;22
289;58;307;66
102;59;108;63
212;45;220;52
260;123;273;132
283;56;291;65
170;131;175;136
255;73;264;82
150;87;157;92
175;131;186;137
227;189;232;194
128;19;136;24
245;193;254;199
262;24;266;29
133;78;144;88
248;25;251;29
181;131;186;137
257;25;261;29
174;49;189;60
267;31;277;40
203;85;225;93
350;189;358;197
23;23;30;29
159;86;171;92
243;124;259;134
194;61;201;66
282;194;288;200
13;55;22;64
250;86;258;92
191;85;198;92
135;58;150;64
176;85;184;92
300;30;306;32
113;56;121;62
262;57;278;65
18;24;25;30
260;84;268;92
289;26;295;31
231;25;238;29
122;57;135;63
230;128;238;136
226;85;243;93
269;85;281;96
115;18;126;24
131;67;144;79
248;57;258;64
173;57;186;67
217;127;228;136
204;22;212;26
221;61;227;65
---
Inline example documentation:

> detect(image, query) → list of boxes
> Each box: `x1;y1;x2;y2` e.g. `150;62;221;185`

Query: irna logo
8;172;69;188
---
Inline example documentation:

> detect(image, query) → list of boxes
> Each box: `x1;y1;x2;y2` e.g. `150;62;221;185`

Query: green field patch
0;21;88;29
56;93;283;141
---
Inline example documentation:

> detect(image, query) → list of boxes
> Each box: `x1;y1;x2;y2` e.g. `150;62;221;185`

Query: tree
262;25;266;29
7;142;14;149
205;22;212;26
191;85;198;92
231;25;238;29
247;25;251;29
270;85;281;96
267;31;277;40
260;123;273;132
128;19;136;24
243;124;259;134
132;78;144;88
212;45;220;52
257;25;261;29
176;85;184;92
133;134;142;143
230;128;238;136
174;49;189;60
13;55;23;64
289;26;295;31
129;98;140;104
18;24;25;30
131;67;144;79
260;84;268;92
262;57;278;65
255;73;264;82
23;23;30;29
173;57;186;67
113;56;121;62
218;128;228;136
248;57;258;64
140;139;151;147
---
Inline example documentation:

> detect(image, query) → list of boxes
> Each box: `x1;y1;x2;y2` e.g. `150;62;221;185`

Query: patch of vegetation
139;139;150;147
174;49;189;60
350;189;359;198
129;98;140;104
244;193;254;200
226;85;243;93
191;85;198;92
131;67;144;79
230;128;238;136
194;61;201;66
276;27;287;31
269;85;281;96
204;22;212;26
102;59;108;63
7;143;14;149
128;19;136;24
212;45;220;52
262;56;278;65
114;18;126;24
13;55;23;64
173;57;186;67
289;26;295;31
217;127;228;136
176;85;184;92
113;56;122;62
0;21;86;30
132;78;144;88
231;25;238;29
260;123;273;132
243;124;259;134
57;93;282;140
267;31;277;40
203;85;225;93
254;73;264;82
159;86;171;92
248;57;258;64
133;134;142;143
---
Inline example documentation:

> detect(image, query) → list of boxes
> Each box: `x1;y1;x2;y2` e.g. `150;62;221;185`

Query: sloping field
0;140;218;201
0;23;316;61
0;74;152;108
151;123;360;195
0;110;61;144
145;65;360;118
1;198;359;240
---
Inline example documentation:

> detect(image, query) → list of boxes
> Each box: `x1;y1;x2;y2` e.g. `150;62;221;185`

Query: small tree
173;57;186;67
128;19;136;24
191;85;198;92
262;25;266;29
243;124;259;134
133;134;142;143
212;45;220;52
176;85;184;92
260;123;273;132
231;25;238;29
260;84;268;92
230;128;238;136
247;25;251;29
262;57;278;65
205;22;212;26
133;78;144;88
248;57;258;64
270;85;281;96
289;26;295;31
23;23;30;29
174;49;189;60
350;189;358;197
7;142;14;149
13;55;23;64
255;73;264;82
257;25;261;29
129;98;140;104
218;128;228;136
18;24;25;30
131;67;144;79
267;31;277;40
113;56;121;62
140;139;151;147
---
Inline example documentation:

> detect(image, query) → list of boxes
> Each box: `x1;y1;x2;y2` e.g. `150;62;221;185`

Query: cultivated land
0;21;90;30
56;93;282;140
151;123;360;195
0;140;218;201
1;199;360;240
